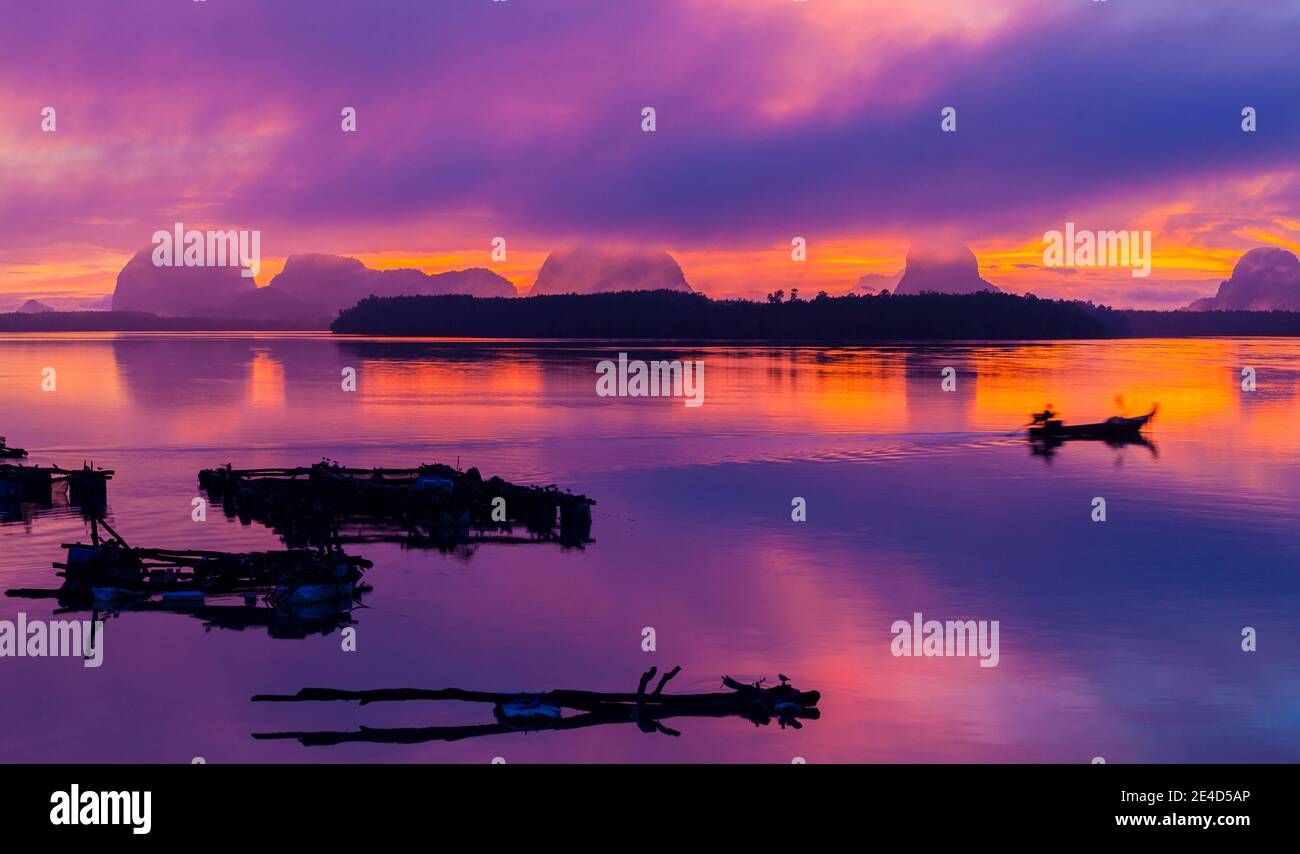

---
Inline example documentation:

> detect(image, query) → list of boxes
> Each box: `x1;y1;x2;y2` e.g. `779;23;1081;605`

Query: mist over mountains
529;248;692;296
104;246;699;321
893;242;1000;295
112;246;255;316
265;254;515;315
42;241;1300;325
853;272;903;294
1186;247;1300;311
111;249;515;320
852;242;998;296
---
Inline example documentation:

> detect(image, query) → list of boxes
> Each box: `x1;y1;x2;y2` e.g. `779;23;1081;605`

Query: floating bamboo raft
4;517;371;608
199;461;595;547
252;667;821;745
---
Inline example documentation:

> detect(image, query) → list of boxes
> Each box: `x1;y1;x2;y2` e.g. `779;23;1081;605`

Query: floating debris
251;666;821;746
199;461;595;550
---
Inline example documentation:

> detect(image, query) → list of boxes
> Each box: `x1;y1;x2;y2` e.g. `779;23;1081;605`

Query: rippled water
1;334;1297;762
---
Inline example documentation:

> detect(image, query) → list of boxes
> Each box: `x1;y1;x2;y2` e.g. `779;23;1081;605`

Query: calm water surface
1;334;1297;762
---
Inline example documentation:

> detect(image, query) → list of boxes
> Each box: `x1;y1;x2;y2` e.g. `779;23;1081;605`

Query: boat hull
1029;412;1154;440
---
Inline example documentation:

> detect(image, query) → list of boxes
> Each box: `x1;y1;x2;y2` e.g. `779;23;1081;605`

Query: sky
1;0;1297;310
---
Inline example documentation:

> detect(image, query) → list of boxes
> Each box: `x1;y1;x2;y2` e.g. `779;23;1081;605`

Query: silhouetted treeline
332;290;1300;340
13;295;1300;338
1100;309;1300;337
332;290;1114;339
0;311;324;332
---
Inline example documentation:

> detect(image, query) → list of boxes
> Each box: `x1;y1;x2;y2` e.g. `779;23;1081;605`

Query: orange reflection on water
3;334;1300;459
0;336;125;405
247;350;285;409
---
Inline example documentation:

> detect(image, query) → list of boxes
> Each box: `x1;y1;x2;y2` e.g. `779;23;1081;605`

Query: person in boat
1030;405;1057;425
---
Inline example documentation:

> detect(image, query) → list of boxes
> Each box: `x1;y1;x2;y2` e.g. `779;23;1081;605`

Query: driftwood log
251;666;821;746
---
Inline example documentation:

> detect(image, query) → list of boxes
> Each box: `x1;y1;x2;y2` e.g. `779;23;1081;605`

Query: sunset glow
2;0;1295;310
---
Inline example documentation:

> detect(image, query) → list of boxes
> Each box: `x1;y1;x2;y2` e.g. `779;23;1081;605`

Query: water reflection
0;334;1298;762
49;594;363;641
251;667;821;747
0;465;109;525
200;460;595;554
1029;432;1159;464
0;486;99;526
4;334;1297;456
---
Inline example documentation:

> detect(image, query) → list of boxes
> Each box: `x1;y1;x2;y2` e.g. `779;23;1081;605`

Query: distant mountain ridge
86;242;1300;320
109;248;517;320
102;244;695;318
266;254;516;315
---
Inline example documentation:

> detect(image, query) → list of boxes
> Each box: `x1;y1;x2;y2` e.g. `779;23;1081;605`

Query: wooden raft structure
0;462;112;502
198;461;595;544
251;667;821;746
5;517;371;607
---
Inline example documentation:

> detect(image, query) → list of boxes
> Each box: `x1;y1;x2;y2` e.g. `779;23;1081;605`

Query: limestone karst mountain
265;254;517;314
1186;247;1300;311
892;241;1000;296
110;249;517;319
112;246;254;315
529;248;692;296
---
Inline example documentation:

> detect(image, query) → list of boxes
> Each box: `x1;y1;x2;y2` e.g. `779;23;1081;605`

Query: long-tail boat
1028;405;1157;440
